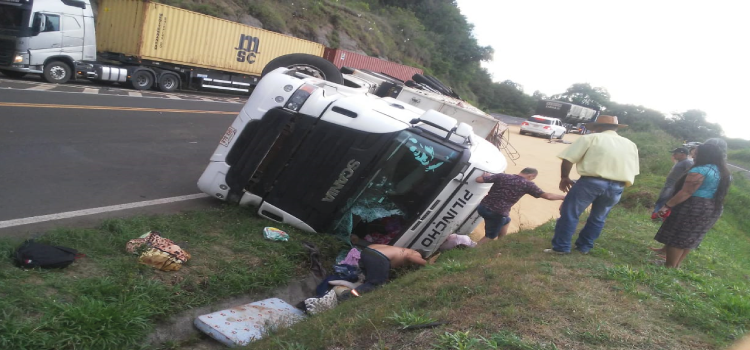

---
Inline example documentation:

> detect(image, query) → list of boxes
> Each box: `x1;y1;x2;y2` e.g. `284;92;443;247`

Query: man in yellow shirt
546;116;640;254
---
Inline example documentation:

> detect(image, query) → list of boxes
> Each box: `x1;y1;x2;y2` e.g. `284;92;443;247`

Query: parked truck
0;0;428;94
0;0;352;92
535;100;599;133
197;61;508;257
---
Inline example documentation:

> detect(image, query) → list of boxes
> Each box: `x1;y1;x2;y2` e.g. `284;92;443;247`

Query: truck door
61;15;84;60
28;13;62;66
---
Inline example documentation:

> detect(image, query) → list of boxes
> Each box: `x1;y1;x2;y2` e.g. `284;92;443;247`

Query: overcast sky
455;0;749;139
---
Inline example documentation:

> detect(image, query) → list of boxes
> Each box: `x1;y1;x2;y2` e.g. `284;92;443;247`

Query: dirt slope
470;126;582;241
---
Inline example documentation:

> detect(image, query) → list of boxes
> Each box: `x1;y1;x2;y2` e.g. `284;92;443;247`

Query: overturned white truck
198;58;508;257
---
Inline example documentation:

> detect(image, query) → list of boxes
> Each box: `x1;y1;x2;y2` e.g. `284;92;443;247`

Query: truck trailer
535;100;599;132
0;0;350;92
197;63;507;257
0;0;428;94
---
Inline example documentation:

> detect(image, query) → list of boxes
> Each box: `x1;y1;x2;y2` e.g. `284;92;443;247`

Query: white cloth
438;234;477;251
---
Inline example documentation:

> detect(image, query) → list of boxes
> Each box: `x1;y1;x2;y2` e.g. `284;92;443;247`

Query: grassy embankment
250;129;750;350
1;129;748;350
0;207;345;350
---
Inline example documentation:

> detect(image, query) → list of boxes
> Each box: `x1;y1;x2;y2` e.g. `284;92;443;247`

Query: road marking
0;194;211;229
0;102;238;114
129;91;143;97
28;85;55;91
1;81;247;104
83;88;98;94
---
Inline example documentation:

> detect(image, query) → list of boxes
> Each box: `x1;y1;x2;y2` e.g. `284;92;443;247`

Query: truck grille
0;39;15;66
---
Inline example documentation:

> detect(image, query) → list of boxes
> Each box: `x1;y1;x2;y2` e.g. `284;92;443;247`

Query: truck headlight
284;84;318;111
14;55;23;63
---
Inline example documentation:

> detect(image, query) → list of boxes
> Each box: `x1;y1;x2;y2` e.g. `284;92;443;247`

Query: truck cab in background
0;0;95;82
198;67;507;257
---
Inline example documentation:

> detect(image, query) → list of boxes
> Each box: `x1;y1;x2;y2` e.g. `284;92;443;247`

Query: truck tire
42;61;71;84
129;70;154;90
157;73;179;92
261;54;343;84
0;69;26;79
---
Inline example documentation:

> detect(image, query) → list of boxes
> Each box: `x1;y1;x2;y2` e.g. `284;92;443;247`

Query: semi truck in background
535;100;599;133
0;0;425;94
197;62;508;257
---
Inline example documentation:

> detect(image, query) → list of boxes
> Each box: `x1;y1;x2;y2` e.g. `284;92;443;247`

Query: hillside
246;129;750;350
128;0;537;117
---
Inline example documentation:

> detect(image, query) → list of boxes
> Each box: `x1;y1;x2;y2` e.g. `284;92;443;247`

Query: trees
549;83;610;110
664;110;723;141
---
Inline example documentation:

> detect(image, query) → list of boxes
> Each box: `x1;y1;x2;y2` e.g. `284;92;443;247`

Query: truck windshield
0;5;30;30
331;130;462;243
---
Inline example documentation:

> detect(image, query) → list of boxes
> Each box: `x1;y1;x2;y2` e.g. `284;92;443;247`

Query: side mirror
32;13;46;35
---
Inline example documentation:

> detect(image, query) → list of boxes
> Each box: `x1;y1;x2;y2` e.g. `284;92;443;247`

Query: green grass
728;148;750;169
0;205;344;350
4;130;749;350
247;130;750;349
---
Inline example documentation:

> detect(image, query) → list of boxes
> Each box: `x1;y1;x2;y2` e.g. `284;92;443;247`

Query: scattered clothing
315;263;360;297
438;234;477;251
655;196;722;249
263;227;289;241
126;231;191;271
304;289;338;315
339;248;361;266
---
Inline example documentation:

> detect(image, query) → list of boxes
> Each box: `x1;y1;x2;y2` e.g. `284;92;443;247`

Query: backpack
14;240;80;269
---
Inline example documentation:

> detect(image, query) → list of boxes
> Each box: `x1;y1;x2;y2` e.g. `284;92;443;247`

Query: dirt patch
470;126;582;241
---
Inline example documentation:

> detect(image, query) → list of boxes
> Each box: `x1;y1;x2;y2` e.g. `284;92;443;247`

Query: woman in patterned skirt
652;143;731;268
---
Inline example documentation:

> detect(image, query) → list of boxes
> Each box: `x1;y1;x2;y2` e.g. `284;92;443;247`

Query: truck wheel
261;54;343;84
157;73;179;92
130;70;154;90
42;61;71;84
0;69;26;79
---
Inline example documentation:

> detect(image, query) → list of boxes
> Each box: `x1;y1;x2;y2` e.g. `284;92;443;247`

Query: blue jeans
477;204;511;239
552;177;624;253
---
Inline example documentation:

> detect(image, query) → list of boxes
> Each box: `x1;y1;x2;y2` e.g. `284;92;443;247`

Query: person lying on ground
339;244;429;299
475;167;565;245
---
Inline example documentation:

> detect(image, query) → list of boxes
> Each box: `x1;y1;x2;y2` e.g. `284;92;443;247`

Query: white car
520;115;567;139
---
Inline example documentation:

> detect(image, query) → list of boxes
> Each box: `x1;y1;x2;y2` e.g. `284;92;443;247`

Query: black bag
14;240;80;269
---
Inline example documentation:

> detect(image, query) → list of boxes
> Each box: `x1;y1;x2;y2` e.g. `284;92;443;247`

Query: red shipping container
323;48;423;82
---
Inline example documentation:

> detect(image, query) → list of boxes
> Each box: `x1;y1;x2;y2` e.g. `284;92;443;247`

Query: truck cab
0;0;95;82
198;67;507;256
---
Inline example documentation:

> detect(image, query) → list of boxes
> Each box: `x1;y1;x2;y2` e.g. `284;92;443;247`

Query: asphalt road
0;85;242;235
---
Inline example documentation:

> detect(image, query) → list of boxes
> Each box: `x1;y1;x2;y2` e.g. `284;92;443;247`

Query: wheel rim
50;66;66;80
163;76;176;89
285;64;326;80
137;74;149;87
